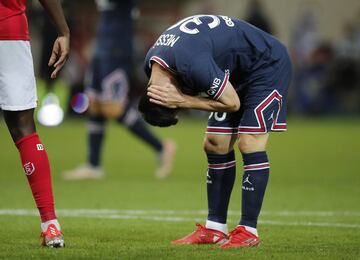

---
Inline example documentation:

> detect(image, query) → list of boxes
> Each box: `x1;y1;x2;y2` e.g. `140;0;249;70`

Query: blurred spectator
327;58;360;113
290;9;320;67
245;0;273;34
293;42;336;114
337;22;360;60
330;18;360;114
292;13;360;115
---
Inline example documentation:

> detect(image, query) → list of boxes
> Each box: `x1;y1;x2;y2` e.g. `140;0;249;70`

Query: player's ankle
206;219;228;234
41;219;61;232
239;225;258;236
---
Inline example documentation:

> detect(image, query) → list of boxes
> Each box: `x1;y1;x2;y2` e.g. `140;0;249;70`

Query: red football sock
15;133;56;222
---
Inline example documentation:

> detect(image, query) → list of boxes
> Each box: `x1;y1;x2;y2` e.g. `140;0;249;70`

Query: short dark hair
138;94;179;127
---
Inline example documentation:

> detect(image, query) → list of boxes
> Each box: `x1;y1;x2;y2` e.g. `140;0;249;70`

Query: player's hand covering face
147;83;185;109
48;35;70;79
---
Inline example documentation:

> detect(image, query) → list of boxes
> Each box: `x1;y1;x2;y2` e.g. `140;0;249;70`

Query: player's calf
13;131;64;247
202;134;238;238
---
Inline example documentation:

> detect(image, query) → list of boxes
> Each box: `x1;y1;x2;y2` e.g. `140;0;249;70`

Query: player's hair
138;94;179;127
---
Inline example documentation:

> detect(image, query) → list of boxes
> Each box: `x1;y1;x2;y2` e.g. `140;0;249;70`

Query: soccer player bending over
0;0;70;247
139;15;292;248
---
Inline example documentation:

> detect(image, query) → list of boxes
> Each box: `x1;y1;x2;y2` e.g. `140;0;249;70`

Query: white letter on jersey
154;34;181;48
168;35;180;47
220;16;235;27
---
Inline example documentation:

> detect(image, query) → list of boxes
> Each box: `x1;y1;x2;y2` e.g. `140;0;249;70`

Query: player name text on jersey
154;34;180;48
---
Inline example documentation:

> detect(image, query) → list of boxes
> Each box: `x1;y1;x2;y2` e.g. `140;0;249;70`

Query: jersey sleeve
185;53;229;100
144;51;172;78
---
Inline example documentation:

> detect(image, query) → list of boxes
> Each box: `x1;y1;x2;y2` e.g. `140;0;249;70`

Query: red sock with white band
15;133;57;223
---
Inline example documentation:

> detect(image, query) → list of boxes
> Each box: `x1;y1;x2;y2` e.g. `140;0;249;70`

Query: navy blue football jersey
94;0;134;58
144;15;289;100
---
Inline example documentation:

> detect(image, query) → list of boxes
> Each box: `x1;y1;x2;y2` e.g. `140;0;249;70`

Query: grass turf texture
0;117;359;259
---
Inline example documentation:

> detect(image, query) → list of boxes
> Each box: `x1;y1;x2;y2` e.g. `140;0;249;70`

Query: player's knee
3;109;36;142
238;134;268;154
88;97;102;115
88;97;125;119
203;135;231;154
238;137;255;154
100;102;125;119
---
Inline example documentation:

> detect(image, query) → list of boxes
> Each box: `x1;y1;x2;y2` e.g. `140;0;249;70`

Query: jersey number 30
167;15;234;35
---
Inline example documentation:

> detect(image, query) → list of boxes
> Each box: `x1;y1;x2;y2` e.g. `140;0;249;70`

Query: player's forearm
39;0;70;36
181;95;239;112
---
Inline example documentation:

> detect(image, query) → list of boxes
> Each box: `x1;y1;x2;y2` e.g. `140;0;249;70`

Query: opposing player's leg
4;110;64;247
0;40;63;247
172;112;238;245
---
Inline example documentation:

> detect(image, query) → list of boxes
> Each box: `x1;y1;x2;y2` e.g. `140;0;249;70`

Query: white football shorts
0;40;37;111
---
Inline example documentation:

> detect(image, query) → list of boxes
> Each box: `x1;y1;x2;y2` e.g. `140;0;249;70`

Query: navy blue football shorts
207;54;292;135
85;54;130;103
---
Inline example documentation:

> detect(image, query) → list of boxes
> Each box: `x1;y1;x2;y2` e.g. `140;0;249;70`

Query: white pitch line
260;211;360;217
0;209;360;229
259;220;360;229
2;209;360;217
82;215;360;229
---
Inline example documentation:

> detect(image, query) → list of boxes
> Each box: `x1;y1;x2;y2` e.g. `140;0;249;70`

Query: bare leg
3;109;36;142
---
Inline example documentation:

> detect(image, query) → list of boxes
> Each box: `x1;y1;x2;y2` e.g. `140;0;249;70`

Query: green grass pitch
0;117;359;259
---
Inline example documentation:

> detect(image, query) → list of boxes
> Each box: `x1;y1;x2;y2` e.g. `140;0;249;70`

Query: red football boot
172;223;228;245
221;226;260;249
40;224;65;248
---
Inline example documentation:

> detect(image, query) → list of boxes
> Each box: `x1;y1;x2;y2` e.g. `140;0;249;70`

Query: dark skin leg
3;109;36;143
